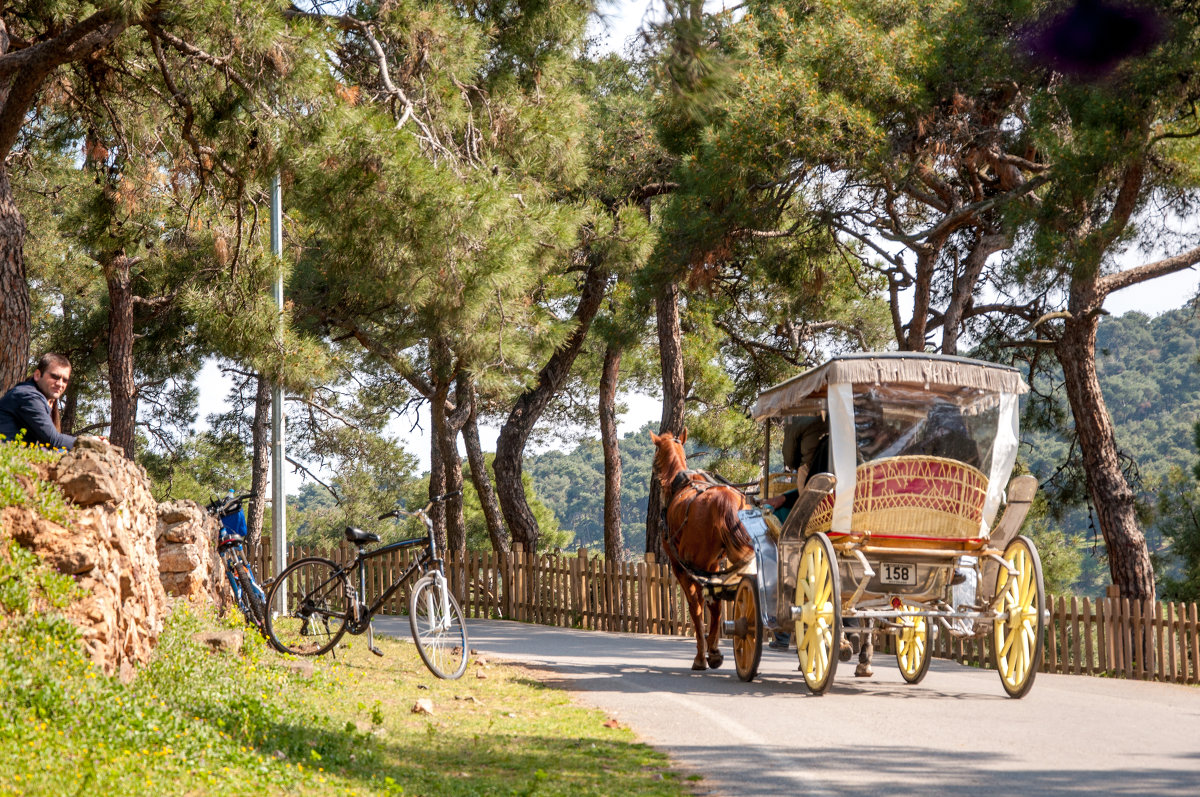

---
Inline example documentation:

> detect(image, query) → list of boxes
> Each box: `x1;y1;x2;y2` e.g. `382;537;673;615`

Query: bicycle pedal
369;644;385;658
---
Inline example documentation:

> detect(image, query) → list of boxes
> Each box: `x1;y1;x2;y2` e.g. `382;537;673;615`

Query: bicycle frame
265;491;467;677
342;534;442;633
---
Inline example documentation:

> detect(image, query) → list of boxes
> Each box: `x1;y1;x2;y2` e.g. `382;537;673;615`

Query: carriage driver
761;415;829;521
761;416;829;651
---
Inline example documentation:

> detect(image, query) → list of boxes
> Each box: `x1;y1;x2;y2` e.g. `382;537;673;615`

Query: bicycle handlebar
377;490;462;520
206;492;258;517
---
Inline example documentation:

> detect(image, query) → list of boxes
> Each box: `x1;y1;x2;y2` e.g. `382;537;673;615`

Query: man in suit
762;415;829;519
0;353;76;450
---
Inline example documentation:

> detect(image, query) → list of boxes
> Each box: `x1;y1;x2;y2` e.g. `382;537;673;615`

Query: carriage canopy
751;353;1030;537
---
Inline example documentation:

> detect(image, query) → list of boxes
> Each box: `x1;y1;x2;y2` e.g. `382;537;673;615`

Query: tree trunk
1056;310;1156;600
494;261;609;553
439;425;467;557
246;375;272;557
904;245;936;351
461;382;509;555
427;380;451;557
941;232;1007;355
599;343;623;560
60;374;79;436
104;251;137;459
0;169;29;394
645;281;686;558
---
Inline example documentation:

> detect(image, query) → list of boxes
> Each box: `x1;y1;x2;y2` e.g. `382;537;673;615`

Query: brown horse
651;430;755;671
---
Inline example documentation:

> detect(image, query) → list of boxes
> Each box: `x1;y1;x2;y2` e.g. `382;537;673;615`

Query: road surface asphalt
374;617;1200;796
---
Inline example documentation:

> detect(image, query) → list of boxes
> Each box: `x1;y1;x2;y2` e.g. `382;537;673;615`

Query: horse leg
856;619;874;677
839;617;855;662
682;581;708;670
705;596;724;669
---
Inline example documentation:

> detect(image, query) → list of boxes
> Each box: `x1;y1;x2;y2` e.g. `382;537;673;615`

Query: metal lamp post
270;172;287;612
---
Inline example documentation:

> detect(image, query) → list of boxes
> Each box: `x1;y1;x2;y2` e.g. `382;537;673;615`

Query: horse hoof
707;651;724;669
839;641;853;662
855;663;873;678
692;658;707;671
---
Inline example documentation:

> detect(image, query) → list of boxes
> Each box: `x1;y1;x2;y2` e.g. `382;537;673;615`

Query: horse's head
650;428;689;491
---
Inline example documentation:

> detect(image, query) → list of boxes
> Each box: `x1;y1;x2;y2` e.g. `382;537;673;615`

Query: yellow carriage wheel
794;533;842;695
895;605;931;684
732;576;763;682
992;535;1045;699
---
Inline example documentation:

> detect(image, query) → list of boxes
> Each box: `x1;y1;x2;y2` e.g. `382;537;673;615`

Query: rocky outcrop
0;437;233;680
156;500;230;609
2;437;166;680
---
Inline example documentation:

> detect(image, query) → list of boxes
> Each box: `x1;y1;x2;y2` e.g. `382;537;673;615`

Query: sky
191;0;1200;479
590;0;656;54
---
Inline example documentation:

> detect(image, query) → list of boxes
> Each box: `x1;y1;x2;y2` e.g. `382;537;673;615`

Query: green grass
0;445;693;795
0;596;694;796
0;434;71;525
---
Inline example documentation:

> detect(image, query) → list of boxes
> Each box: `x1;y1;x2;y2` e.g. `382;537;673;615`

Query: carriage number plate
881;562;917;586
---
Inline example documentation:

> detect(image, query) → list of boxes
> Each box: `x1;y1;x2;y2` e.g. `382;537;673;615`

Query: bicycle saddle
344;526;381;544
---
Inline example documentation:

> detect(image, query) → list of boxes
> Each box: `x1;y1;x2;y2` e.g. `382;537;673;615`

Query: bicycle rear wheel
408;573;468;679
266;557;349;656
235;563;267;635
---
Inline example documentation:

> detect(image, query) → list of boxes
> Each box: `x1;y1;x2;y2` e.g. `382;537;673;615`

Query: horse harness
661;469;753;595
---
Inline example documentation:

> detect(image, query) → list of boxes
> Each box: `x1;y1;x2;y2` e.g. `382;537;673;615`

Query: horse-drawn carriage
653;353;1046;698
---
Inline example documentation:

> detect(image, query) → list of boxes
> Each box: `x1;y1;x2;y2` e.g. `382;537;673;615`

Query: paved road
376;617;1200;796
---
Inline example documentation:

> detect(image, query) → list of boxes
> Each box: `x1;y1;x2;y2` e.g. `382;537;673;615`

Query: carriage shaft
790;606;999;621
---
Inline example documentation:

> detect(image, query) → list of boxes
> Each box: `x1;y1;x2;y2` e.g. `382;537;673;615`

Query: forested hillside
526;427;658;556
1024;302;1200;486
527;302;1200;583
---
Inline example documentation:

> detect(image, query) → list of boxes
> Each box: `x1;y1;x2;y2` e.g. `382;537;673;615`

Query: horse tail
720;490;754;558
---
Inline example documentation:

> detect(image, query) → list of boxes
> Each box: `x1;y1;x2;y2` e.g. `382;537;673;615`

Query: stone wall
1;437;232;680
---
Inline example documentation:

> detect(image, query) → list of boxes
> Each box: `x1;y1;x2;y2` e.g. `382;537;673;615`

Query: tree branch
883;174;1051;246
0;9;122;83
285;455;342;505
147;24;272;116
288;395;362;430
627;181;679;205
1089;160;1145;255
1097;244;1200;300
806;320;869;351
0;11;134;156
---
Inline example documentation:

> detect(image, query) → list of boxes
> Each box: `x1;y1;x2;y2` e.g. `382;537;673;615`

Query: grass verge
0;596;694;796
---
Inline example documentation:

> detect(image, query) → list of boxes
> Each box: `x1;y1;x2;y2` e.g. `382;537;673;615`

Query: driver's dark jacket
0;379;76;450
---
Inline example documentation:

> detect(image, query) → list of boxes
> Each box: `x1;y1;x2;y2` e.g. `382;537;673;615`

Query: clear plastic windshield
852;385;999;474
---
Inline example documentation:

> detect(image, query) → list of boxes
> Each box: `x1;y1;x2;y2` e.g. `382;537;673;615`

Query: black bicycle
205;491;269;635
263;491;469;679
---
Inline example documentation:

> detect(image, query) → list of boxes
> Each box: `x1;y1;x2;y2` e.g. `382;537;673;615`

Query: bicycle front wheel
266;557;349;656
408;574;468;679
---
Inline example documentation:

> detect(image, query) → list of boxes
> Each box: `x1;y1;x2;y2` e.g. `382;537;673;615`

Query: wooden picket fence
932;590;1200;685
252;542;694;634
252;542;1200;686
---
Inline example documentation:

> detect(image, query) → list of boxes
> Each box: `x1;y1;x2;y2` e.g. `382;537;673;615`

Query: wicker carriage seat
804;455;989;547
